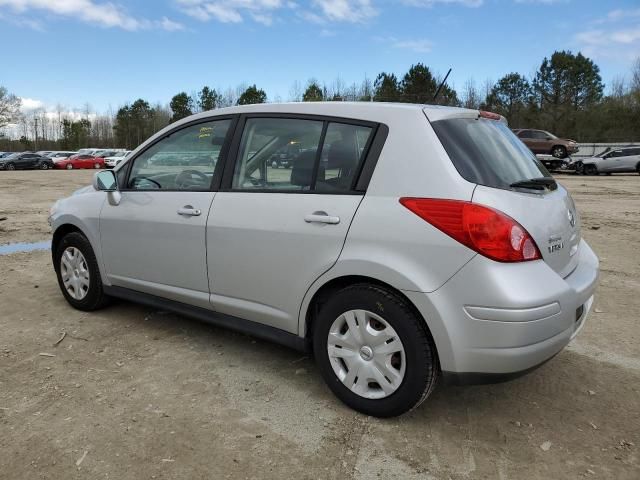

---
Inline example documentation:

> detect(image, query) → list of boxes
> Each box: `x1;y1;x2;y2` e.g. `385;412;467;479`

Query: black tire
40;162;49;170
5;162;16;171
551;145;567;159
313;283;438;417
584;164;598;176
53;232;109;311
636;163;640;175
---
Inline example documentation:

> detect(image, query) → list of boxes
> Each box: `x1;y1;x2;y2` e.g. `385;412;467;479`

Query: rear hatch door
427;109;580;277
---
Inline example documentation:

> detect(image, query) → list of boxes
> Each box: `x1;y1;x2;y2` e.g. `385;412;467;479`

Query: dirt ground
0;170;638;479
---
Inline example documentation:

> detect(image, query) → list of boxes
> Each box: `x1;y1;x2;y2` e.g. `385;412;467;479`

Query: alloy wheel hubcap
327;309;406;400
60;247;90;300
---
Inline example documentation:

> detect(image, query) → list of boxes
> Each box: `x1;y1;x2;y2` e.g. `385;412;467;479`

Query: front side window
127;119;231;191
232;117;374;193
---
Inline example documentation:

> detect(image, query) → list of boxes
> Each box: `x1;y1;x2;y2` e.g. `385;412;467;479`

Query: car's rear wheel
94;163;101;169
66;164;73;170
313;284;438;417
551;145;567;159
584;164;598;176
40;162;49;170
54;232;109;311
6;162;16;170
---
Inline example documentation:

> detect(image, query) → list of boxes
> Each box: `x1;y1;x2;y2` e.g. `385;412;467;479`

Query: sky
1;0;639;117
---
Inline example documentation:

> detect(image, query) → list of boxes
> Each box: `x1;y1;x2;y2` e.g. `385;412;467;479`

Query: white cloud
19;97;44;112
401;0;482;7
176;0;283;24
392;38;433;53
0;0;184;31
310;0;377;22
574;8;640;62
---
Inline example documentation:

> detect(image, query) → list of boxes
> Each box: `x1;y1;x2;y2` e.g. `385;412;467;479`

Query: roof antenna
433;68;452;103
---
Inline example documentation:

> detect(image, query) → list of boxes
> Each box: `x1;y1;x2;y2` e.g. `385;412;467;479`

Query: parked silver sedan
48;102;599;417
576;147;640;175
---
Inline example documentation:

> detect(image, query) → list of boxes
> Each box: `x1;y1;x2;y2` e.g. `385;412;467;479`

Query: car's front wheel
54;232;109;311
313;284;438;417
94;163;101;169
5;162;16;170
66;164;73;170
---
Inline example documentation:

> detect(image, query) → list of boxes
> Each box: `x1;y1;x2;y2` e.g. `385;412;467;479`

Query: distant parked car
513;129;579;160
104;151;131;168
47;151;78;163
575;147;640;175
55;154;105;170
0;152;54;170
36;150;54;157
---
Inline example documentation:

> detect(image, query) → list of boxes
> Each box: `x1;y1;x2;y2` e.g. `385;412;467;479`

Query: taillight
399;198;541;262
479;110;502;121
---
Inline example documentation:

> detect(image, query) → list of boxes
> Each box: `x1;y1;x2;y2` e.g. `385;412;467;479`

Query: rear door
618;149;640;172
206;115;377;333
430;114;580;278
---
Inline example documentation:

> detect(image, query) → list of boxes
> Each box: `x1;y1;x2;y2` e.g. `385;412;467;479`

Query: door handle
304;211;340;225
177;205;201;217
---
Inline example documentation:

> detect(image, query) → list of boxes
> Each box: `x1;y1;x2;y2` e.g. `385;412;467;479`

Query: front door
206;116;377;333
100;117;234;308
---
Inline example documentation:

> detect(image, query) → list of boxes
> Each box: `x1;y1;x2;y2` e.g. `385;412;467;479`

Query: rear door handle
304;211;340;225
177;205;201;217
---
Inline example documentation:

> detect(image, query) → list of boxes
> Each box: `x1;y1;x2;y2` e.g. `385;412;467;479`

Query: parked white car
576;147;640;175
104;151;131;168
47;151;77;163
49;103;599;417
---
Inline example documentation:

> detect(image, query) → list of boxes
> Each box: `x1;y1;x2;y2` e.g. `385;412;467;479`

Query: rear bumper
405;239;599;381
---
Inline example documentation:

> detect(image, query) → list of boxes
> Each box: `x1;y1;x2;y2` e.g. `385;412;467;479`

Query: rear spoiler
423;107;508;125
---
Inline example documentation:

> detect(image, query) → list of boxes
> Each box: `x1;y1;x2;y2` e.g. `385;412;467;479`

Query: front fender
50;193;108;285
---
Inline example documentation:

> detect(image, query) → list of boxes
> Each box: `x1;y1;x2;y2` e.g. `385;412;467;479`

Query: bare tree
461;78;481;109
0;86;21;129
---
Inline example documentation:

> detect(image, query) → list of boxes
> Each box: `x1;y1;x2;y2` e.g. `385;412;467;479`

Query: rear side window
231;117;374;193
431;117;550;190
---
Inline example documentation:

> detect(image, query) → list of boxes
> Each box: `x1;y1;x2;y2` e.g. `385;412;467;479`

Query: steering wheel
130;176;162;189
175;169;210;189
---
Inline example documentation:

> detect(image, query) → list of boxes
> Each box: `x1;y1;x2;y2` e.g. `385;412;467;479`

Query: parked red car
54;154;105;170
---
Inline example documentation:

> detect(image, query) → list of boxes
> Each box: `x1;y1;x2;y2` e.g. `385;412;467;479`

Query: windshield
431;117;550;191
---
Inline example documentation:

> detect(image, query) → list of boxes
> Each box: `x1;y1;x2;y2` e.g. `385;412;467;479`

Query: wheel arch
51;218;110;286
300;274;442;364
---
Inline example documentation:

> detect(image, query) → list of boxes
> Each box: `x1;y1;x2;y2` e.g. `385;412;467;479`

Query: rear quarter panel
298;108;477;334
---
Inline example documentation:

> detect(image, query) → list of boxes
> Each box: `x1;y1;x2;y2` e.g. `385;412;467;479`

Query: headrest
291;149;318;187
327;140;358;170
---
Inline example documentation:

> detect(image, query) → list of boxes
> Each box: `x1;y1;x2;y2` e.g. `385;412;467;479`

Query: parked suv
49;103;599;417
575;147;640;175
513;128;579;163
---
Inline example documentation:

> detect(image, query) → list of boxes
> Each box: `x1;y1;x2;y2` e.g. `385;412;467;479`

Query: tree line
1;50;639;152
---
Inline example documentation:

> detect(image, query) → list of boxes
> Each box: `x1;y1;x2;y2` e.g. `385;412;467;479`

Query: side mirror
93;170;122;206
93;170;117;191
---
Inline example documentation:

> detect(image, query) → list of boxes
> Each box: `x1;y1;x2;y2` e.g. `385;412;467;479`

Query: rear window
431;117;550;190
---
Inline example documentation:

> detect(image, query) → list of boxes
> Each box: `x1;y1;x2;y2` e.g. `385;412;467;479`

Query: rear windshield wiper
510;177;557;190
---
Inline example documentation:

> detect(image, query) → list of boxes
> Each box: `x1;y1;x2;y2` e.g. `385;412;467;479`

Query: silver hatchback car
49;103;599;417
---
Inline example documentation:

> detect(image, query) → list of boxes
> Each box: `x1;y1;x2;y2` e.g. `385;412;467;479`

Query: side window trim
220;113;384;195
121;114;239;193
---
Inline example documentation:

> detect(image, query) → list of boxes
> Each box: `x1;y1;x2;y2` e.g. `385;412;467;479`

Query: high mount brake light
399;198;542;263
479;111;502;121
